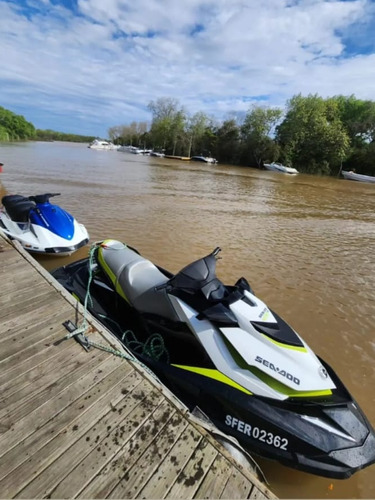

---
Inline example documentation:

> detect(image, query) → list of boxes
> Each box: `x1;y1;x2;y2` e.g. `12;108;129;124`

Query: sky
1;0;375;138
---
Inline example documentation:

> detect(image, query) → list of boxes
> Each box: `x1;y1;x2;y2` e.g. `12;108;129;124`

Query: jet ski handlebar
28;193;61;204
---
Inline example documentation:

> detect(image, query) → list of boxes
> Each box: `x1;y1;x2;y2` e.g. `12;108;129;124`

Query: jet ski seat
98;240;179;320
2;195;35;222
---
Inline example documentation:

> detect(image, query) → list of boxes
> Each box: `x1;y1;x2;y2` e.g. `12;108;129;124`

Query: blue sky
1;0;375;137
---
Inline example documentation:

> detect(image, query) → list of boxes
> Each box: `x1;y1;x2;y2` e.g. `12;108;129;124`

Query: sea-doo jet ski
0;193;89;255
52;239;375;479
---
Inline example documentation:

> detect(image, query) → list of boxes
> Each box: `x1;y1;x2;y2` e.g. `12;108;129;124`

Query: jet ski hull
52;256;375;479
144;358;375;479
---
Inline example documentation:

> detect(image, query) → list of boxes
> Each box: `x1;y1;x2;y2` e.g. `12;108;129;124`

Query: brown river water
1;141;374;498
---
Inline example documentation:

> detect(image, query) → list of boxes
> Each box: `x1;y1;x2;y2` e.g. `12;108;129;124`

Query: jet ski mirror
212;247;221;258
235;277;254;294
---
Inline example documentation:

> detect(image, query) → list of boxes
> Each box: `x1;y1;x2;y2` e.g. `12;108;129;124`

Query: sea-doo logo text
255;355;300;385
225;415;288;450
258;307;269;320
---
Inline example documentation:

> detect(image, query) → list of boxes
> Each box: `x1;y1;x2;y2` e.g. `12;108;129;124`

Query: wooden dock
0;233;276;499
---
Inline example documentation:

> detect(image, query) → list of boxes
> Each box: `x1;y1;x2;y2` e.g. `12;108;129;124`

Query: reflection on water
1;141;375;499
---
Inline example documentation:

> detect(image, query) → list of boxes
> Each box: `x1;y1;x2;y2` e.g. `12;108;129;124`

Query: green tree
241;106;282;167
0;125;9;141
148;97;186;153
276;94;350;174
0;106;35;140
186;112;209;157
215;119;241;164
331;95;375;145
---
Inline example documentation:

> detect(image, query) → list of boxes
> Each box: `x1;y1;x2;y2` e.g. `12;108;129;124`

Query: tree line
109;95;375;176
0;107;95;143
2;93;375;176
0;106;35;141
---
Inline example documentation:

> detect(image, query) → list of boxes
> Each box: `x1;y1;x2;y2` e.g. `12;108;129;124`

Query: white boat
264;162;299;174
150;151;165;157
341;171;375;184
118;146;151;155
191;156;218;164
88;139;119;150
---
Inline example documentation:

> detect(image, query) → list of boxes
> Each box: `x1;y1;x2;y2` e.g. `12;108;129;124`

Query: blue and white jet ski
52;240;375;478
0;193;89;255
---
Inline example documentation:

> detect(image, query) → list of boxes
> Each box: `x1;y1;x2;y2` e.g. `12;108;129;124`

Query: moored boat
0;193;89;255
264;162;299;174
191;156;218;164
341;171;375;183
88;139;119;150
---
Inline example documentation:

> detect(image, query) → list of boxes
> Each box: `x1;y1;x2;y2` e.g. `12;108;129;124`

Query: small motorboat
150;151;165;157
52;240;375;478
0;193;89;255
191;156;218;164
341;171;375;183
88;139;119;150
264;162;299;174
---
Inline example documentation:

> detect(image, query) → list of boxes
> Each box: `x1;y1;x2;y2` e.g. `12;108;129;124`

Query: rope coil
65;241;169;370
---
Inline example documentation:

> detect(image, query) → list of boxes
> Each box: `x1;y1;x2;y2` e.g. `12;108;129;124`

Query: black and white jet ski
0;193;89;255
52;239;375;479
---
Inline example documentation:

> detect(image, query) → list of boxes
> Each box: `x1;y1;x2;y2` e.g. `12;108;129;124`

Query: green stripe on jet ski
97;241;129;303
224;338;332;398
261;334;307;352
248;366;332;397
172;365;252;395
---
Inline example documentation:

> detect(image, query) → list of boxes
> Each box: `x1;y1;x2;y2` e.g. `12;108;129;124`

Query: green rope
67;241;170;370
121;330;170;364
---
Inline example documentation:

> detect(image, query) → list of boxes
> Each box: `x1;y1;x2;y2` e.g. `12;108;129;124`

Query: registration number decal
225;415;288;450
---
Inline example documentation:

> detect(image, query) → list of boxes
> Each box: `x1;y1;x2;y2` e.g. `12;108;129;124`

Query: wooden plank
45;384;161;499
0;362;136;485
248;487;271;499
135;426;204;499
0;271;42;296
0;364;138;497
0;339;91;406
0;340;110;423
0;347;117;451
165;439;218;499
0;287;59;321
0;248;22;264
220;469;255;499
0;306;72;356
0;258;35;274
0;315;68;358
107;411;189;499
0;285;54;315
14;371;151;499
79;400;177;499
0;296;68;336
0;313;78;384
193;453;234;499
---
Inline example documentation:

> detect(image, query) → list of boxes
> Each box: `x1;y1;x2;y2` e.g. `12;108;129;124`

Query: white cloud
0;0;374;135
